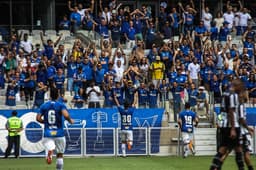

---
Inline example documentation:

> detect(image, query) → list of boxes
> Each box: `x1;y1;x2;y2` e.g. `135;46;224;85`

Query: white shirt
188;62;200;79
78;9;86;21
86;86;101;102
223;12;235;29
0;54;5;65
202;11;212;30
239;12;251;27
113;66;124;82
20;40;32;54
214;17;224;32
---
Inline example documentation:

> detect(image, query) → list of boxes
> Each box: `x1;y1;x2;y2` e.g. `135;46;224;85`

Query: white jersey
86;86;101;102
223;12;235;29
20;40;33;54
188;62;200;79
239;13;251;27
219;91;240;128
202;10;212;31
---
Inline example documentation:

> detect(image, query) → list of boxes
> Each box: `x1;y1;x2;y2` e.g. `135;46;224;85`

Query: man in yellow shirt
4;110;23;158
150;56;165;86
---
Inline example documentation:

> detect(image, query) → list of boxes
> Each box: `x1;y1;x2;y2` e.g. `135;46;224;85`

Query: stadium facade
0;0;255;35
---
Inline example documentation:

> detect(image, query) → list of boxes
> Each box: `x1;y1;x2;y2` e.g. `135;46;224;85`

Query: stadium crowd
0;0;256;122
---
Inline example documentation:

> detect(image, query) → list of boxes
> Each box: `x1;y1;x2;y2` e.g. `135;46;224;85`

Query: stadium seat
59;30;71;40
32;30;43;36
45;29;57;36
18;29;30;36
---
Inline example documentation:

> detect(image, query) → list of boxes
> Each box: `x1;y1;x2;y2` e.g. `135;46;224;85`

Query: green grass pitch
0;156;255;170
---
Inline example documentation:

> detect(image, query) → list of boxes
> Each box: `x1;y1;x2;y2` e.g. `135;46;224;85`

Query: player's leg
4;136;14;158
43;138;56;164
121;131;127;157
55;137;66;170
242;133;254;170
182;132;190;158
127;130;133;150
188;133;195;155
210;128;229;170
234;128;245;170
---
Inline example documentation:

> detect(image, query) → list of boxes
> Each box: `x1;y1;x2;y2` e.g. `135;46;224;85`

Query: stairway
194;128;217;156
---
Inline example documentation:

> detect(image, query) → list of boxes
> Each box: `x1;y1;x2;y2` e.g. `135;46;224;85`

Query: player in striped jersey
210;79;245;170
238;94;254;170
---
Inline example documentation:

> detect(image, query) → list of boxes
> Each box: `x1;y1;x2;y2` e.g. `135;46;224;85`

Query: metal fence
0;127;182;157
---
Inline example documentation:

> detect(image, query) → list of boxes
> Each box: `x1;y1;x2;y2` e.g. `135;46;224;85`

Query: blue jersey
118;106;134;130
67;62;77;78
39;101;67;137
137;87;148;105
148;89;158;108
112;87;124;105
179;110;196;133
188;89;198;107
53;74;65;89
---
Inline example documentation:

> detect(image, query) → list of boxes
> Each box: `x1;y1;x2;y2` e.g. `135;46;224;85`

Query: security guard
4;110;23;158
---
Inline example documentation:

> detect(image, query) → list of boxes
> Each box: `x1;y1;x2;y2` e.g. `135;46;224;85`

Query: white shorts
182;132;194;144
121;130;133;143
43;137;66;154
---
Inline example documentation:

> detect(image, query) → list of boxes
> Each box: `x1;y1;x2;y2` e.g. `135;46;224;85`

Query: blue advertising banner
214;107;256;126
0;108;164;156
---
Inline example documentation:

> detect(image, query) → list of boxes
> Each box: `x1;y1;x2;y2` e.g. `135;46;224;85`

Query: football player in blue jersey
36;87;74;170
115;99;135;157
178;102;198;158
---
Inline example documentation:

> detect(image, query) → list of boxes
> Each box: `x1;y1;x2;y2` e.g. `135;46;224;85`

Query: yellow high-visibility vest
7;117;22;136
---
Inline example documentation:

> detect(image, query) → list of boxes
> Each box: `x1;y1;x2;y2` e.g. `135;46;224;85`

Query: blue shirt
70;12;81;26
243;41;254;60
94;68;105;84
47;65;56;79
103;89;114;107
53;74;65;89
67;62;77;78
73;71;86;88
82;62;93;80
73;94;84;108
39;101;67;137
188;89;198;107
219;27;230;41
179;110;196;133
6;85;17;106
118;106;134;130
126;27;136;40
184;13;194;25
148;89;158;108
137;87;148;105
210;27;218;41
124;86;136;104
112;87;124;105
43;45;54;60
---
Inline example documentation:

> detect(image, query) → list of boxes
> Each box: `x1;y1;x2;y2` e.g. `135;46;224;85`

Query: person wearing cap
4;110;23;158
196;86;209;118
150;55;165;87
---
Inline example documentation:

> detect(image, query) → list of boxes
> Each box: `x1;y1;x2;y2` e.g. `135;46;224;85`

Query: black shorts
219;127;241;150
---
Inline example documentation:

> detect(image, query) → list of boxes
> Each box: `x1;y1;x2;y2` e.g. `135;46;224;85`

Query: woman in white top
139;57;149;83
214;11;224;32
